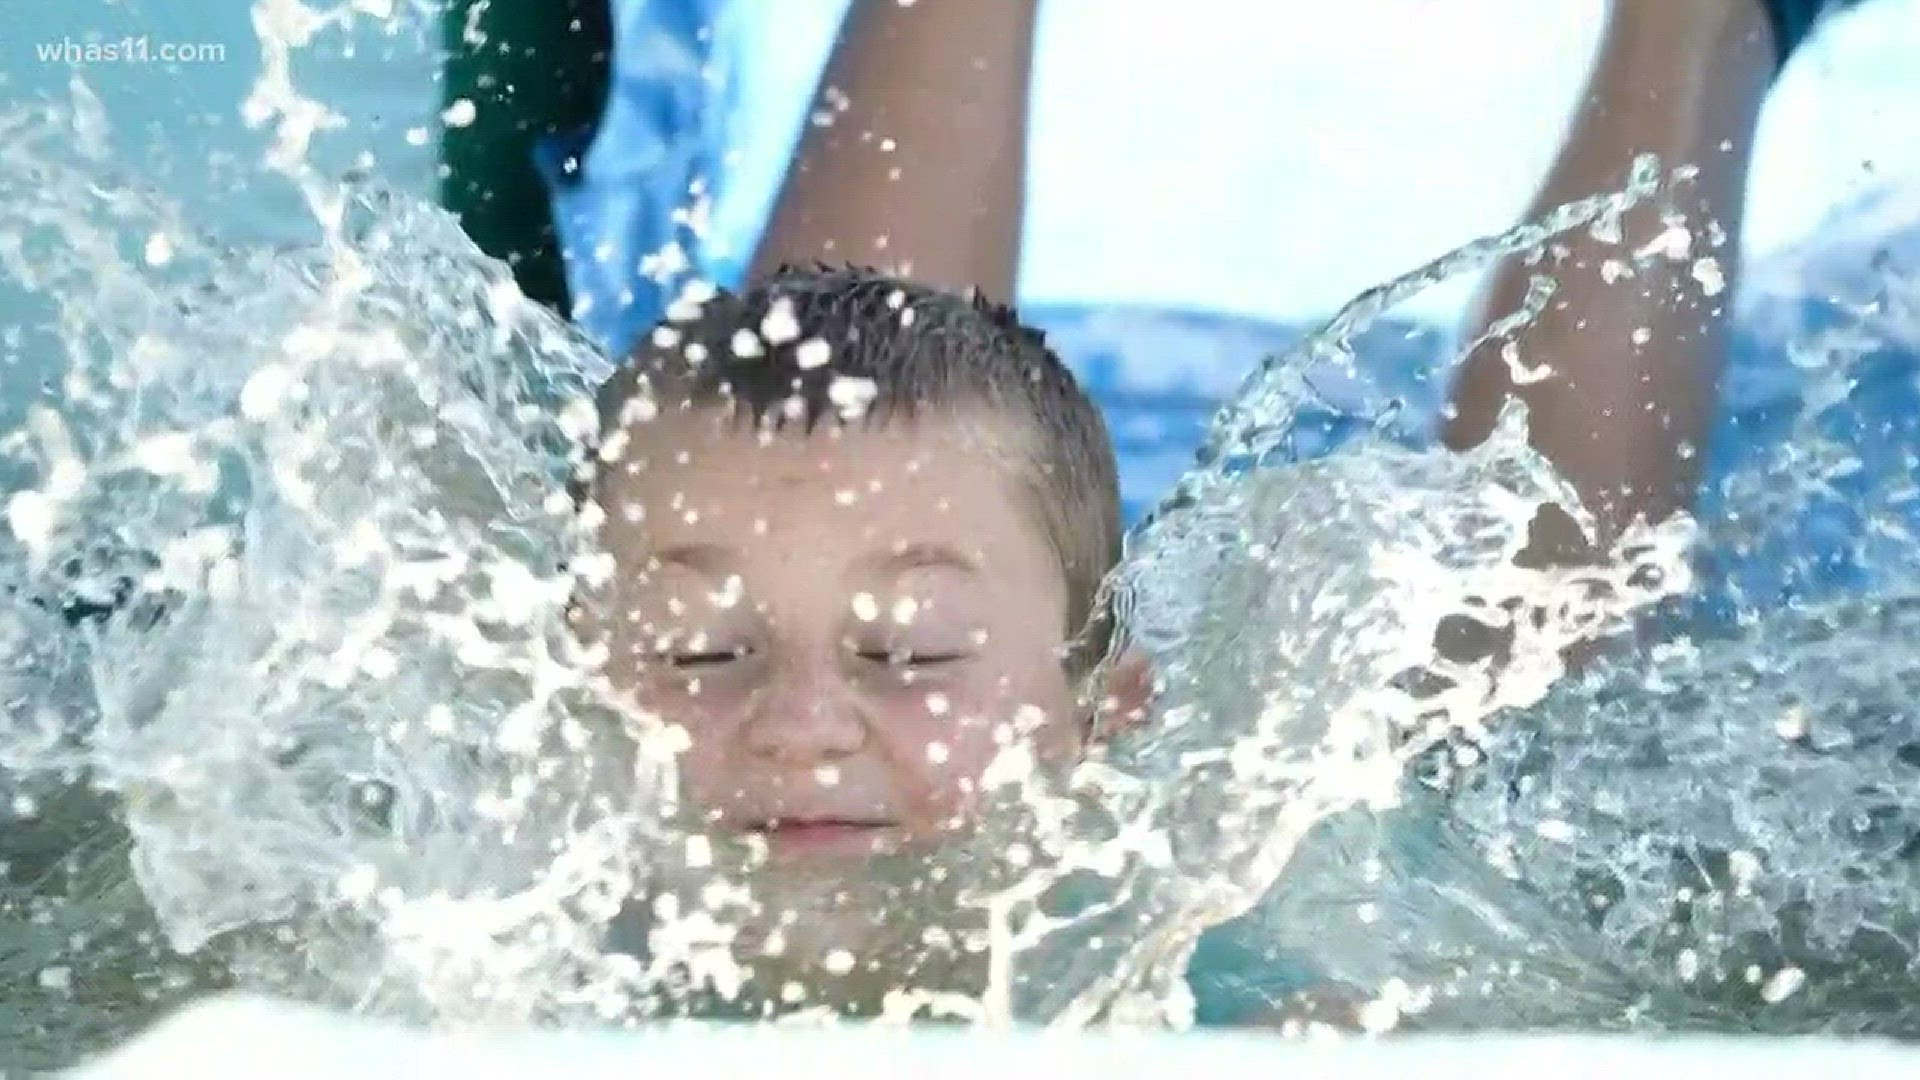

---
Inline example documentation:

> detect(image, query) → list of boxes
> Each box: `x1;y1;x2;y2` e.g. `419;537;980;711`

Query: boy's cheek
673;750;735;818
905;724;1015;804
628;675;754;721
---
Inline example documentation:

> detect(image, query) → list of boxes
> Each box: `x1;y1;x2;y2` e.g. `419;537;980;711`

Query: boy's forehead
596;410;1045;562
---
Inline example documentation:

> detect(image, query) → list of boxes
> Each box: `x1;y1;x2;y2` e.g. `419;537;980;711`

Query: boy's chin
640;851;992;1008
735;904;992;1019
742;847;973;931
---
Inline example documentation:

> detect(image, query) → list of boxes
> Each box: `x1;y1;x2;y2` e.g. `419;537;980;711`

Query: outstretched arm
1444;0;1777;550
748;0;1040;301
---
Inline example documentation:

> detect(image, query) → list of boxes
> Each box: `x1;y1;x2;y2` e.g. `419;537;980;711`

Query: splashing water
0;70;678;1054
984;156;1692;1027
5;1;1920;1069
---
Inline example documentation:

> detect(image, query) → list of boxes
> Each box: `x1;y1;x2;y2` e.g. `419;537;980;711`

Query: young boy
571;266;1159;1018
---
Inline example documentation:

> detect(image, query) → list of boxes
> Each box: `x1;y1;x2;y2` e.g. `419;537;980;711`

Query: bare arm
1444;0;1776;549
747;0;1040;301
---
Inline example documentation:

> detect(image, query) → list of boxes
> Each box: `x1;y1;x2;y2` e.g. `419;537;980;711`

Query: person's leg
439;0;612;310
1446;0;1781;548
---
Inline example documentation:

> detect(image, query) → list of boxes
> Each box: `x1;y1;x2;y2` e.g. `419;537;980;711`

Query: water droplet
142;232;174;267
795;338;832;370
761;298;800;344
1760;966;1806;1004
441;98;477;128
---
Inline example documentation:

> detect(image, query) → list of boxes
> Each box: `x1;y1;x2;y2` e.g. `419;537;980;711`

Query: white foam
77;996;1920;1079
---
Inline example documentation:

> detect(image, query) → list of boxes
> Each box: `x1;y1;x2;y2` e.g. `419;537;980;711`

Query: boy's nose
741;675;868;766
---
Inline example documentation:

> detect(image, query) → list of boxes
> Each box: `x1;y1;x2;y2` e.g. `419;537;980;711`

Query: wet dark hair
586;264;1122;673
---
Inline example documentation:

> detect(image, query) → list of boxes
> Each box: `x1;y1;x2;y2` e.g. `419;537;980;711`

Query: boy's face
584;407;1086;871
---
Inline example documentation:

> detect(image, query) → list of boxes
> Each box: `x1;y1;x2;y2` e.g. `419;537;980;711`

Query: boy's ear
1091;648;1156;742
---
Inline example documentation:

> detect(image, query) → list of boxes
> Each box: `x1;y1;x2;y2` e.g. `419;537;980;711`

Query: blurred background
5;0;1919;515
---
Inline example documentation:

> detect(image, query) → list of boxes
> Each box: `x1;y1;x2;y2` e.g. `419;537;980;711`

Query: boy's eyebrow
859;542;981;575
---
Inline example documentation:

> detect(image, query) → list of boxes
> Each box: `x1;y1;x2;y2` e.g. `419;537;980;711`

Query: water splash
0;77;683;1056
989;296;1693;1029
0;84;1689;1050
4;0;1920;1067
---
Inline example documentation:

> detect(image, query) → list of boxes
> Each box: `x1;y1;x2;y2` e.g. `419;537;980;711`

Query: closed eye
856;649;969;668
667;647;751;669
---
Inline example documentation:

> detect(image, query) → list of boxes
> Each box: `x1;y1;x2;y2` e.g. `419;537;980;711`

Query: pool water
6;0;1920;1071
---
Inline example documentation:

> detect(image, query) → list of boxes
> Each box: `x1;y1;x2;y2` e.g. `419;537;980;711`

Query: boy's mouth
745;818;902;858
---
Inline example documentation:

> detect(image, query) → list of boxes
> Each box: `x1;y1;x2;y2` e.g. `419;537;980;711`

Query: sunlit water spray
986;159;1694;1028
3;0;1920;1068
